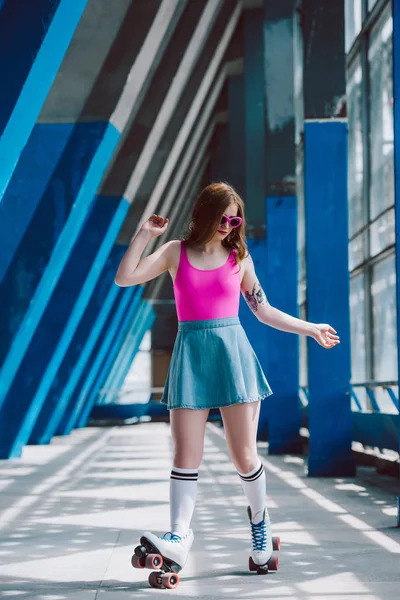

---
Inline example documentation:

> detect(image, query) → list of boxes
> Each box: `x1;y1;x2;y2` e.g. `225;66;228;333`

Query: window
347;54;364;239
346;0;397;410
368;6;394;220
345;0;363;52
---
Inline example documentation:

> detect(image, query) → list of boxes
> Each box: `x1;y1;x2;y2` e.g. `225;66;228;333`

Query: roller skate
247;506;280;574
132;529;193;589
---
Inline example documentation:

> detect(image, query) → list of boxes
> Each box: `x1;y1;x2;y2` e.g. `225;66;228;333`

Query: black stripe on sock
170;475;198;481
170;470;198;479
239;464;264;482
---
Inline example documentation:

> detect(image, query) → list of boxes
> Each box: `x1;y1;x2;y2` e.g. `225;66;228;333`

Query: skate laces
162;532;182;543
251;520;267;551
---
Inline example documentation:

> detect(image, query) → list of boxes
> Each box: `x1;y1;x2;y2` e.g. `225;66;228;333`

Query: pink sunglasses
220;214;243;228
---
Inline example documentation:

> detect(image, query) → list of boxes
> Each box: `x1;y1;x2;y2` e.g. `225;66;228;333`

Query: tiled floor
0;423;399;599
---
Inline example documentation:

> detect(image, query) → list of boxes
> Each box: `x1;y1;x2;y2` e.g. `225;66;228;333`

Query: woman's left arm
240;254;339;349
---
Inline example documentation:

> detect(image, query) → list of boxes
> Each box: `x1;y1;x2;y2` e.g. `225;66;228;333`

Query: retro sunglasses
220;214;243;228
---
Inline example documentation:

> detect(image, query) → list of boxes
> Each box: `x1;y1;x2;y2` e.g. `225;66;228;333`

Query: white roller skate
247;506;280;574
132;529;194;589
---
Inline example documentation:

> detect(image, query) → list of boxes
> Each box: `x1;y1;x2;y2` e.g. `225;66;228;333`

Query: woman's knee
231;449;259;474
172;442;204;469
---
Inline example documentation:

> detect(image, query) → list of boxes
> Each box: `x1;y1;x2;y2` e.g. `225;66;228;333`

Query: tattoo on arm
245;282;267;313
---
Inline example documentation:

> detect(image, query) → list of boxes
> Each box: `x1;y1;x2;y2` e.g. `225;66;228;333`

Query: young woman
115;182;339;578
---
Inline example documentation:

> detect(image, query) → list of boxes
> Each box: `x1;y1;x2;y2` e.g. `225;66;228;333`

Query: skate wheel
148;571;164;589
145;553;163;569
272;536;281;552
267;555;279;571
131;554;145;569
134;544;147;558
161;572;180;589
249;557;258;572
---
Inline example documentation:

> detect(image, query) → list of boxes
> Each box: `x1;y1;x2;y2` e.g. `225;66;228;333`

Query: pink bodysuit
173;240;241;321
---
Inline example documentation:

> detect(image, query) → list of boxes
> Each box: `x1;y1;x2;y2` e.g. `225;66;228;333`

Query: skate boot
247;506;280;574
132;529;194;589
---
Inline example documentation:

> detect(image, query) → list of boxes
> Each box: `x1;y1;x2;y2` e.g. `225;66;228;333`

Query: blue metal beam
0;0;88;200
58;287;144;435
78;301;155;428
28;245;127;445
0;123;120;449
244;7;266;237
265;196;301;453
0;195;128;458
304;120;354;477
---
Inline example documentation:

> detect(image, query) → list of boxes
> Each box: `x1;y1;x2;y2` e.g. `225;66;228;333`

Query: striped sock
237;461;266;524
170;466;199;537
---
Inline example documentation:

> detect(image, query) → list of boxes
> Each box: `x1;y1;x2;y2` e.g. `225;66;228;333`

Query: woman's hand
141;214;169;238
311;324;340;349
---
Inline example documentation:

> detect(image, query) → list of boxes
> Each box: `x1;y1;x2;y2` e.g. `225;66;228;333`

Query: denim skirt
160;316;272;410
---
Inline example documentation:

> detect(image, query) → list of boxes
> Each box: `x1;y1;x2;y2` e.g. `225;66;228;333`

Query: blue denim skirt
160;316;272;410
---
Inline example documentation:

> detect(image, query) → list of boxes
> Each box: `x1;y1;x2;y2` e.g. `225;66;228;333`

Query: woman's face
215;202;239;240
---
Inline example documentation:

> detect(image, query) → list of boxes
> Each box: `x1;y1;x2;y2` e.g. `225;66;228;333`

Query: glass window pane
370;207;395;256
368;6;394;220
371;254;398;384
345;0;363;53
374;385;399;414
349;232;365;271
347;55;365;237
350;273;367;384
368;0;378;11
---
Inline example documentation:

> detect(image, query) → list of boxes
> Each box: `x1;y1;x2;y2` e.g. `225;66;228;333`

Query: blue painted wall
0;123;75;285
58;287;143;435
0;0;60;136
105;302;155;400
228;75;245;198
29;244;127;445
79;301;156;428
0;194;128;458
304;120;354;477
244;7;266;236
0;122;120;437
265;195;301;453
0;0;89;198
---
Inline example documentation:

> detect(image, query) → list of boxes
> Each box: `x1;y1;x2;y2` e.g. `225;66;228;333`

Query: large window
345;0;363;52
346;0;397;410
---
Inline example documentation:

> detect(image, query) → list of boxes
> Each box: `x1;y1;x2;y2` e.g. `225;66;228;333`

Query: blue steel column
392;0;400;526
0;194;129;457
228;75;245;198
28;244;127;445
244;7;266;238
295;0;354;476
238;7;269;440
0;0;88;200
78;301;155;428
262;0;301;453
58;287;144;435
100;301;155;404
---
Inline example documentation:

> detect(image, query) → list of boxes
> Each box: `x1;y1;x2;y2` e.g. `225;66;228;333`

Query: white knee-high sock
170;466;199;537
238;461;266;524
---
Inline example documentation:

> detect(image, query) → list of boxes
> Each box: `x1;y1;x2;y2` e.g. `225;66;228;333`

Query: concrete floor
0;422;399;599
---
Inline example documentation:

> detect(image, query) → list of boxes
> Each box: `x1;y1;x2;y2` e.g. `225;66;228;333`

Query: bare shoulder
239;250;254;272
161;239;182;271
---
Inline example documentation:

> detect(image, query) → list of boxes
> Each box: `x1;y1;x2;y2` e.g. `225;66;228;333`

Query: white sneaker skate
132;529;194;589
247;506;280;574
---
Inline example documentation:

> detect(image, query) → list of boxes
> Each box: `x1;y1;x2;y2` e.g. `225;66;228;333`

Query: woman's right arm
114;214;172;287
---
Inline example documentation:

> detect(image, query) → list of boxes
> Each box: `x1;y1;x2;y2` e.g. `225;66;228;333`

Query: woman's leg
168;408;209;536
220;401;266;523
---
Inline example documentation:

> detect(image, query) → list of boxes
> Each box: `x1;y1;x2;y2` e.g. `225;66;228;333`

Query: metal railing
300;382;399;413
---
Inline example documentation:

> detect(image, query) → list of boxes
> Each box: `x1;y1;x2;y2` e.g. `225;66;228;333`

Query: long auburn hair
183;182;248;265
